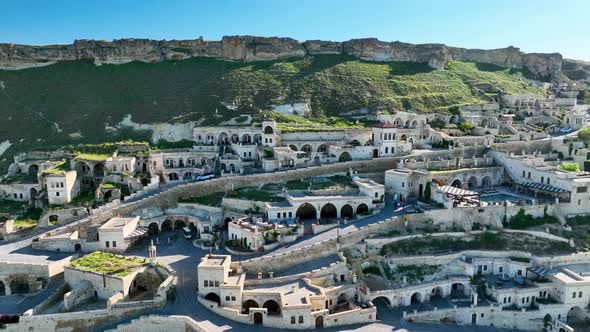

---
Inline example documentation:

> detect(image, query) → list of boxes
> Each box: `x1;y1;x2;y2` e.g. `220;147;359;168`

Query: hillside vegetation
0;55;543;165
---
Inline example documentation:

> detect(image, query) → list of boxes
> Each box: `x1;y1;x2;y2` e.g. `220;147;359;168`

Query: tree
424;182;432;201
578;127;590;144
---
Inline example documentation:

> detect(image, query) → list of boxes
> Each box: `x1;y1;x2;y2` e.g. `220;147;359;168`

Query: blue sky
2;0;589;60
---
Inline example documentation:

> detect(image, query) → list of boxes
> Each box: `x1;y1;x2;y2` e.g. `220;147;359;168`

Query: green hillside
0;55;544;167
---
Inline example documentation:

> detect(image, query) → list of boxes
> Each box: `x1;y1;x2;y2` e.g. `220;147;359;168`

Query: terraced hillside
0;55;544;166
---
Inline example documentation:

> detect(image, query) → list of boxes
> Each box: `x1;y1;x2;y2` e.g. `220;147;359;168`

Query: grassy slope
0;55;544;169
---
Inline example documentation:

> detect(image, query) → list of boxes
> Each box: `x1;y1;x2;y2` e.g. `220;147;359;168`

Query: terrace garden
70;252;147;277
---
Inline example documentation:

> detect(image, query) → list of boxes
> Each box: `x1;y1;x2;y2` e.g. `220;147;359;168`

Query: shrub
472;222;481;231
578;127;590;143
509;208;558;229
264;147;274;158
459;122;475;132
560;162;579;172
362;266;381;275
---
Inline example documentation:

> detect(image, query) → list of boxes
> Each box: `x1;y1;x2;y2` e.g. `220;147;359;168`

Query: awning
437;185;480;197
518;181;569;193
125;226;148;239
529;266;556;276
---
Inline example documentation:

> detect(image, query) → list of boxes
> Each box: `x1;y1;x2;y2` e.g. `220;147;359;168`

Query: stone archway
263;300;281;315
161;219;173;232
451;179;462;188
148;222;159;235
467;176;477;190
242;299;259;314
174;220;185;230
431;286;444;300
372;296;391;307
451;282;468;298
350;140;361;146
264;126;274;134
341;204;353;219
128;270;162;301
356;203;369;216
410;292;422;304
205;292;221;305
93;163;105;178
296;203;317;220
10;275;30;294
320;203;337;219
28;164;39;176
339;152;352;162
481;176;492;189
289;145;298;151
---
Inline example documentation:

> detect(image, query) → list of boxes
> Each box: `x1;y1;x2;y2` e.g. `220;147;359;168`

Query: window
577;186;588;193
288;212;292;218
547;178;550;185
402;182;405;188
573;292;577;298
499;267;503;273
517;270;522;276
226;296;230;301
329;299;333;306
503;297;507;304
56;192;60;197
579;292;582;298
291;316;296;324
521;298;525;304
541;176;544;183
385;147;389;154
112;241;116;248
484;265;487;271
105;241;109;248
215;281;219;287
375;192;378;198
231;296;236;301
277;213;280;219
528;172;531;179
298;316;303;324
204;280;209;287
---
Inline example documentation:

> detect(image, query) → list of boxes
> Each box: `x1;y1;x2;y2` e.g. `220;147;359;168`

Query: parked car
196;173;215;181
559;127;573;133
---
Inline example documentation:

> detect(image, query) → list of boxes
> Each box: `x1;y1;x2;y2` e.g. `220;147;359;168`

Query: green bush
459;122;475;132
362;266;381;275
560;162;580;172
424;182;432;201
509;208;558;229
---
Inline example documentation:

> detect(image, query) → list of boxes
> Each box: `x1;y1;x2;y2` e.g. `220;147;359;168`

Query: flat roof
200;255;230;267
99;216;137;230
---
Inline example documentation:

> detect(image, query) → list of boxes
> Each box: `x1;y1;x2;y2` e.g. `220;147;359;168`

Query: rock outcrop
0;35;563;81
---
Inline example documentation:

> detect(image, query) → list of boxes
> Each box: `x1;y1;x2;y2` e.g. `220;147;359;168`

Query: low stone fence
106;315;209;332
38;207;88;228
311;222;339;235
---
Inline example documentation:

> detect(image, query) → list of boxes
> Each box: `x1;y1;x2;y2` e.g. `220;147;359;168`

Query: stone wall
106;315;209;332
0;36;563;81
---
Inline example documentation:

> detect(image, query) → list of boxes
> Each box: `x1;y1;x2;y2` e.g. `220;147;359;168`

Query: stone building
98;216;146;252
45;170;79;205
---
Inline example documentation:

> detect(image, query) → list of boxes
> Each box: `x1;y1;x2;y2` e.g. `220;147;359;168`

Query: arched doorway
75;161;91;175
373;149;379;158
264;126;274;134
296;203;317;220
320;203;337;219
302;144;312;155
316;315;324;328
174;220;185;230
431;286;444;301
148;222;159;235
93;163;105;178
30;188;38;207
74;243;81;252
467;176;477;190
338;152;352;162
341;204;353;219
317;144;328;153
481;176;492;189
451;179;462;188
263;300;281;315
289;145;298;151
128;271;162;301
242;299;259;314
356;203;369;216
418;184;424;199
161;220;173;232
205;292;221;305
372;296;391;307
0;281;5;296
254;312;263;325
410;292;422;304
28;164;39;176
10;275;30;294
451;283;467;298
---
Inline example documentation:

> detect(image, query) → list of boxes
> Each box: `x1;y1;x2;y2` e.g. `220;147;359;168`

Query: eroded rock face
0;36;564;81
